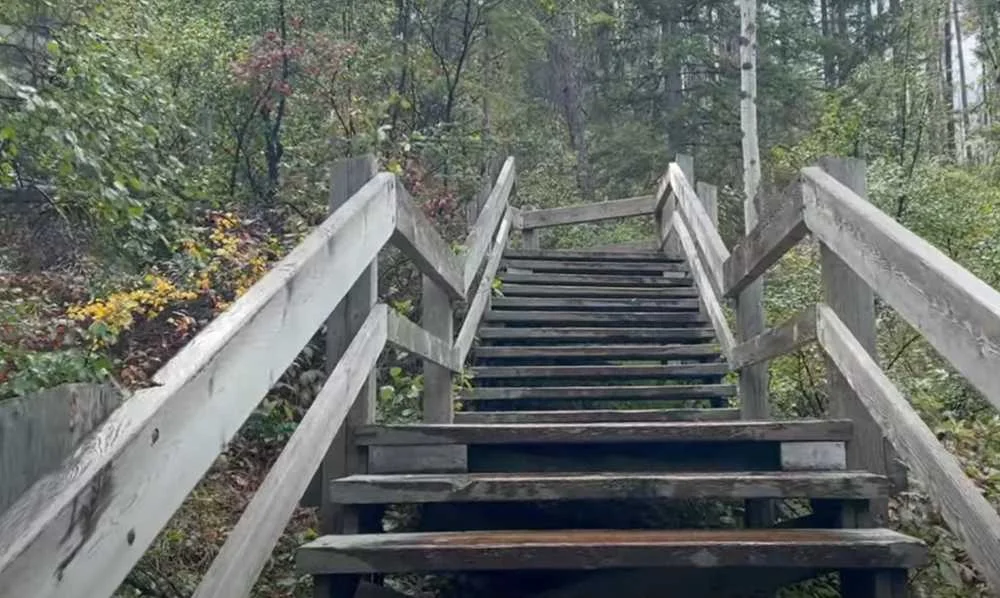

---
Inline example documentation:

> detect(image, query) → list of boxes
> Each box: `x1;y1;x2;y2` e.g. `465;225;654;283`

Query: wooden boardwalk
8;152;1000;597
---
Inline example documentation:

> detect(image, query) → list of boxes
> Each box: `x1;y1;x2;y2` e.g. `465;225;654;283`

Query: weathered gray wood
471;363;728;380
812;157;891;523
780;441;847;471
0;173;397;598
460;384;738;402
731;306;817;370
368;445;468;474
671;213;737;363
483;310;706;326
669;163;730;297
803;164;1000;416
454;211;512;362
503;249;680;262
519;195;656;229
816;303;1000;594
502;259;686;274
472;344;722;361
193;306;387;598
696;182;719;228
498;284;699;298
586;239;657;252
356;419;852;446
489;297;701;311
724;185;807;297
454;408;740;423
499;272;691;287
0;384;121;514
463;157;516;292
297;528;926;574
522;228;539;250
329;470;888;504
386;309;461;372
422;276;454;424
477;327;716;342
392;181;465;301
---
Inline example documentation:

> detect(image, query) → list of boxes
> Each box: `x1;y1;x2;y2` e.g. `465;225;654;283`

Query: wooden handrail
455;209;513;362
517;195;656;229
667;163;729;297
393;179;465;300
462;156;516;293
730;306;817;370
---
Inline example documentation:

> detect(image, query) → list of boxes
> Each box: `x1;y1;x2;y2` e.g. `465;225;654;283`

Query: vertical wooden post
660;154;692;260
695;181;724;406
818;156;898;524
522;205;539;249
316;155;378;545
422;277;455;423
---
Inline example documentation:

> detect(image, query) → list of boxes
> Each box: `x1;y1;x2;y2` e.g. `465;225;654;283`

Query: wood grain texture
671;213;736;363
387;309;461;372
472;344;722;361
328;470;888;504
780;442;847;471
477;326;716;342
483;310;707;326
669;163;729;296
816;304;1000;594
392;181;464;300
502;249;679;262
193;307;387;598
498;272;691;287
459;384;738;402
497;285;699;298
502;259;686;274
519;195;655;229
355;419;852;446
0;174;396;598
803;165;1000;415
421;275;454;423
470;363;728;380
463;157;515;292
488;297;701;311
731;306;817;370
453;408;740;423
297;528;926;574
454;212;511;362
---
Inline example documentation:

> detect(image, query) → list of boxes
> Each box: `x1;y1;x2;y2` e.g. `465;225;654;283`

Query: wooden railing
0;155;517;598
661;155;1000;594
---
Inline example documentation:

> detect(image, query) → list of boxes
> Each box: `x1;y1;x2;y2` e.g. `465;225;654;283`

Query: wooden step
504;259;688;274
354;420;852;446
471;364;729;381
499;273;692;287
454;408;740;423
477;327;717;343
459;384;737;403
473;344;722;362
489;297;702;312
298;528;927;574
483;311;708;327
504;249;682;262
499;284;700;298
327;471;889;504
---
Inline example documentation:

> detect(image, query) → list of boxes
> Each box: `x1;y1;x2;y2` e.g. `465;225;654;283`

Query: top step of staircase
504;248;684;262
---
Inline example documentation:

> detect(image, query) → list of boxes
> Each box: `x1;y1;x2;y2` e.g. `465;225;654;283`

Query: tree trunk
943;0;957;159
952;0;972;162
549;13;594;201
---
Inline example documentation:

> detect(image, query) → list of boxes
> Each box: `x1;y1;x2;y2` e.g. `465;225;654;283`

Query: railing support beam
422;277;455;423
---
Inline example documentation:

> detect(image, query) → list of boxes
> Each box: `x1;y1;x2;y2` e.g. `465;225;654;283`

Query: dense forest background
3;0;1000;596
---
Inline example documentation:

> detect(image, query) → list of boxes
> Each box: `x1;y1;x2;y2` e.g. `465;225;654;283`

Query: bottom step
298;528;926;574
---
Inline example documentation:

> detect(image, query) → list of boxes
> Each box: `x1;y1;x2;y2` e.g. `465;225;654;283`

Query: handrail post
522;205;539;249
695;180;724;407
315;155;379;545
422;276;455;423
817;156;899;525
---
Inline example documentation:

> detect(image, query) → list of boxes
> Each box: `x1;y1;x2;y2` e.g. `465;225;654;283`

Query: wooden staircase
299;247;927;597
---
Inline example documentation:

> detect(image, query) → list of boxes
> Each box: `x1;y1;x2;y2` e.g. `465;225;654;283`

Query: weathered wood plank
730;306;817;370
803;165;1000;416
472;344;722;361
297;528;926;574
477;327;716;342
0;174;397;598
488;297;701;311
483;310;706;326
498;272;691;287
669;163;729;296
329;471;888;504
519;195;656;229
724;184;807;297
470;363;728;380
780;441;847;471
356;420;851;446
392;181;464;301
463;157;516;292
502;259;686;274
502;249;680;262
368;445;468;474
459;384;737;402
453;408;740;423
193;306;387;598
454;211;511;362
671;213;736;363
498;284;699;298
421;276;454;423
386;309;461;372
816;303;1000;594
0;384;121;514
696;181;719;228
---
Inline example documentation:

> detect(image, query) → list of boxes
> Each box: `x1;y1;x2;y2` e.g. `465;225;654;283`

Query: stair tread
473;344;722;360
500;273;693;287
471;363;729;379
504;259;688;273
478;327;717;341
460;384;737;401
328;470;889;504
489;297;702;311
484;311;708;325
298;528;927;574
504;249;682;262
499;284;700;298
454;408;740;423
354;419;852;445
